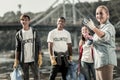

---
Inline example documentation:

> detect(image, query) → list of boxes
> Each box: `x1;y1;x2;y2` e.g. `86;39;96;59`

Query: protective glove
83;18;96;30
13;59;19;68
50;56;57;65
69;56;72;61
83;33;93;40
38;54;42;68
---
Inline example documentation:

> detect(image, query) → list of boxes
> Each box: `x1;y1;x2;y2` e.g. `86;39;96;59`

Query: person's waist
54;51;68;57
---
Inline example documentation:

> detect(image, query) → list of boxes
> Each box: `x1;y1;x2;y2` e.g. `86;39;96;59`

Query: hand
13;59;19;68
69;56;72;61
50;56;57;65
38;54;42;68
77;71;80;76
83;18;96;30
83;33;93;39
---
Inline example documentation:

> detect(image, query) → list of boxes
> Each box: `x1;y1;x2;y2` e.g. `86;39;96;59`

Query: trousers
49;57;68;80
21;62;39;80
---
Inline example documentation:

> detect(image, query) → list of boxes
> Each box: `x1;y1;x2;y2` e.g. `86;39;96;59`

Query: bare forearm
93;27;105;38
68;43;72;56
15;51;19;60
48;42;53;56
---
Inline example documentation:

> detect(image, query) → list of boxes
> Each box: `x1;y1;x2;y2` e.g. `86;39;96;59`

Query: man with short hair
47;17;72;80
13;14;42;80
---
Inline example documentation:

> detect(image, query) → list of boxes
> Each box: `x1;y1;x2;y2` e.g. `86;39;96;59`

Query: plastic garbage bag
10;66;23;80
66;61;78;80
77;73;85;80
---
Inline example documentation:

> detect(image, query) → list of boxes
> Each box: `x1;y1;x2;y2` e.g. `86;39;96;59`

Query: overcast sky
0;0;109;17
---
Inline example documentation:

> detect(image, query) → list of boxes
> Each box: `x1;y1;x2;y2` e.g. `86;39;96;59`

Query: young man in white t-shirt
13;14;42;80
47;17;72;80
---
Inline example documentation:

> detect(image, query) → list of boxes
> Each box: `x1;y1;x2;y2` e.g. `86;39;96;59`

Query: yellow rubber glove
13;59;19;68
50;56;57;65
69;56;72;61
38;54;42;68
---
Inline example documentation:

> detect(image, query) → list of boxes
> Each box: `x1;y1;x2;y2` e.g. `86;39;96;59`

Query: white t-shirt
22;27;34;63
47;28;71;53
81;42;93;63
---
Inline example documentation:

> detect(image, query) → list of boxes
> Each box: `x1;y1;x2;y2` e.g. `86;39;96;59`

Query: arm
38;51;42;68
48;42;57;65
13;34;21;68
13;51;20;68
67;43;72;61
78;46;83;61
77;40;83;74
68;43;72;56
84;18;105;38
92;28;105;38
78;40;83;61
48;42;54;56
35;29;42;67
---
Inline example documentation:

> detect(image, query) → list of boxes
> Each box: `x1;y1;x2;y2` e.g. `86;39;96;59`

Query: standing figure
78;26;96;80
47;17;72;80
13;14;42;80
83;5;117;80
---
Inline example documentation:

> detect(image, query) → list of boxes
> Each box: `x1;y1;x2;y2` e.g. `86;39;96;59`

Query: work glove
13;59;19;68
50;56;57;65
83;33;93;40
38;54;42;68
83;18;96;30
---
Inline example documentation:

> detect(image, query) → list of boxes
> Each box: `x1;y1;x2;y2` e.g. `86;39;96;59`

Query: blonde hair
97;5;109;18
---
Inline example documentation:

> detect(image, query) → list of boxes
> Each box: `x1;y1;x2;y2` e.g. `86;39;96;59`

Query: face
81;26;89;36
20;17;30;27
96;7;109;24
57;18;65;30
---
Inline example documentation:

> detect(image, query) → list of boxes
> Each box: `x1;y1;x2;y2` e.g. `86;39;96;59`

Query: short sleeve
67;32;72;43
47;31;53;43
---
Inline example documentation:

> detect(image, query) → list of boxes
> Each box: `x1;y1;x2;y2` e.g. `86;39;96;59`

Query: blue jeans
81;61;96;80
66;61;77;80
77;73;85;80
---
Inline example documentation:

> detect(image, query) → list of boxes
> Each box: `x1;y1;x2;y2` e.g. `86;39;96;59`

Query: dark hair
59;17;66;22
81;35;85;41
20;14;30;20
81;25;91;41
